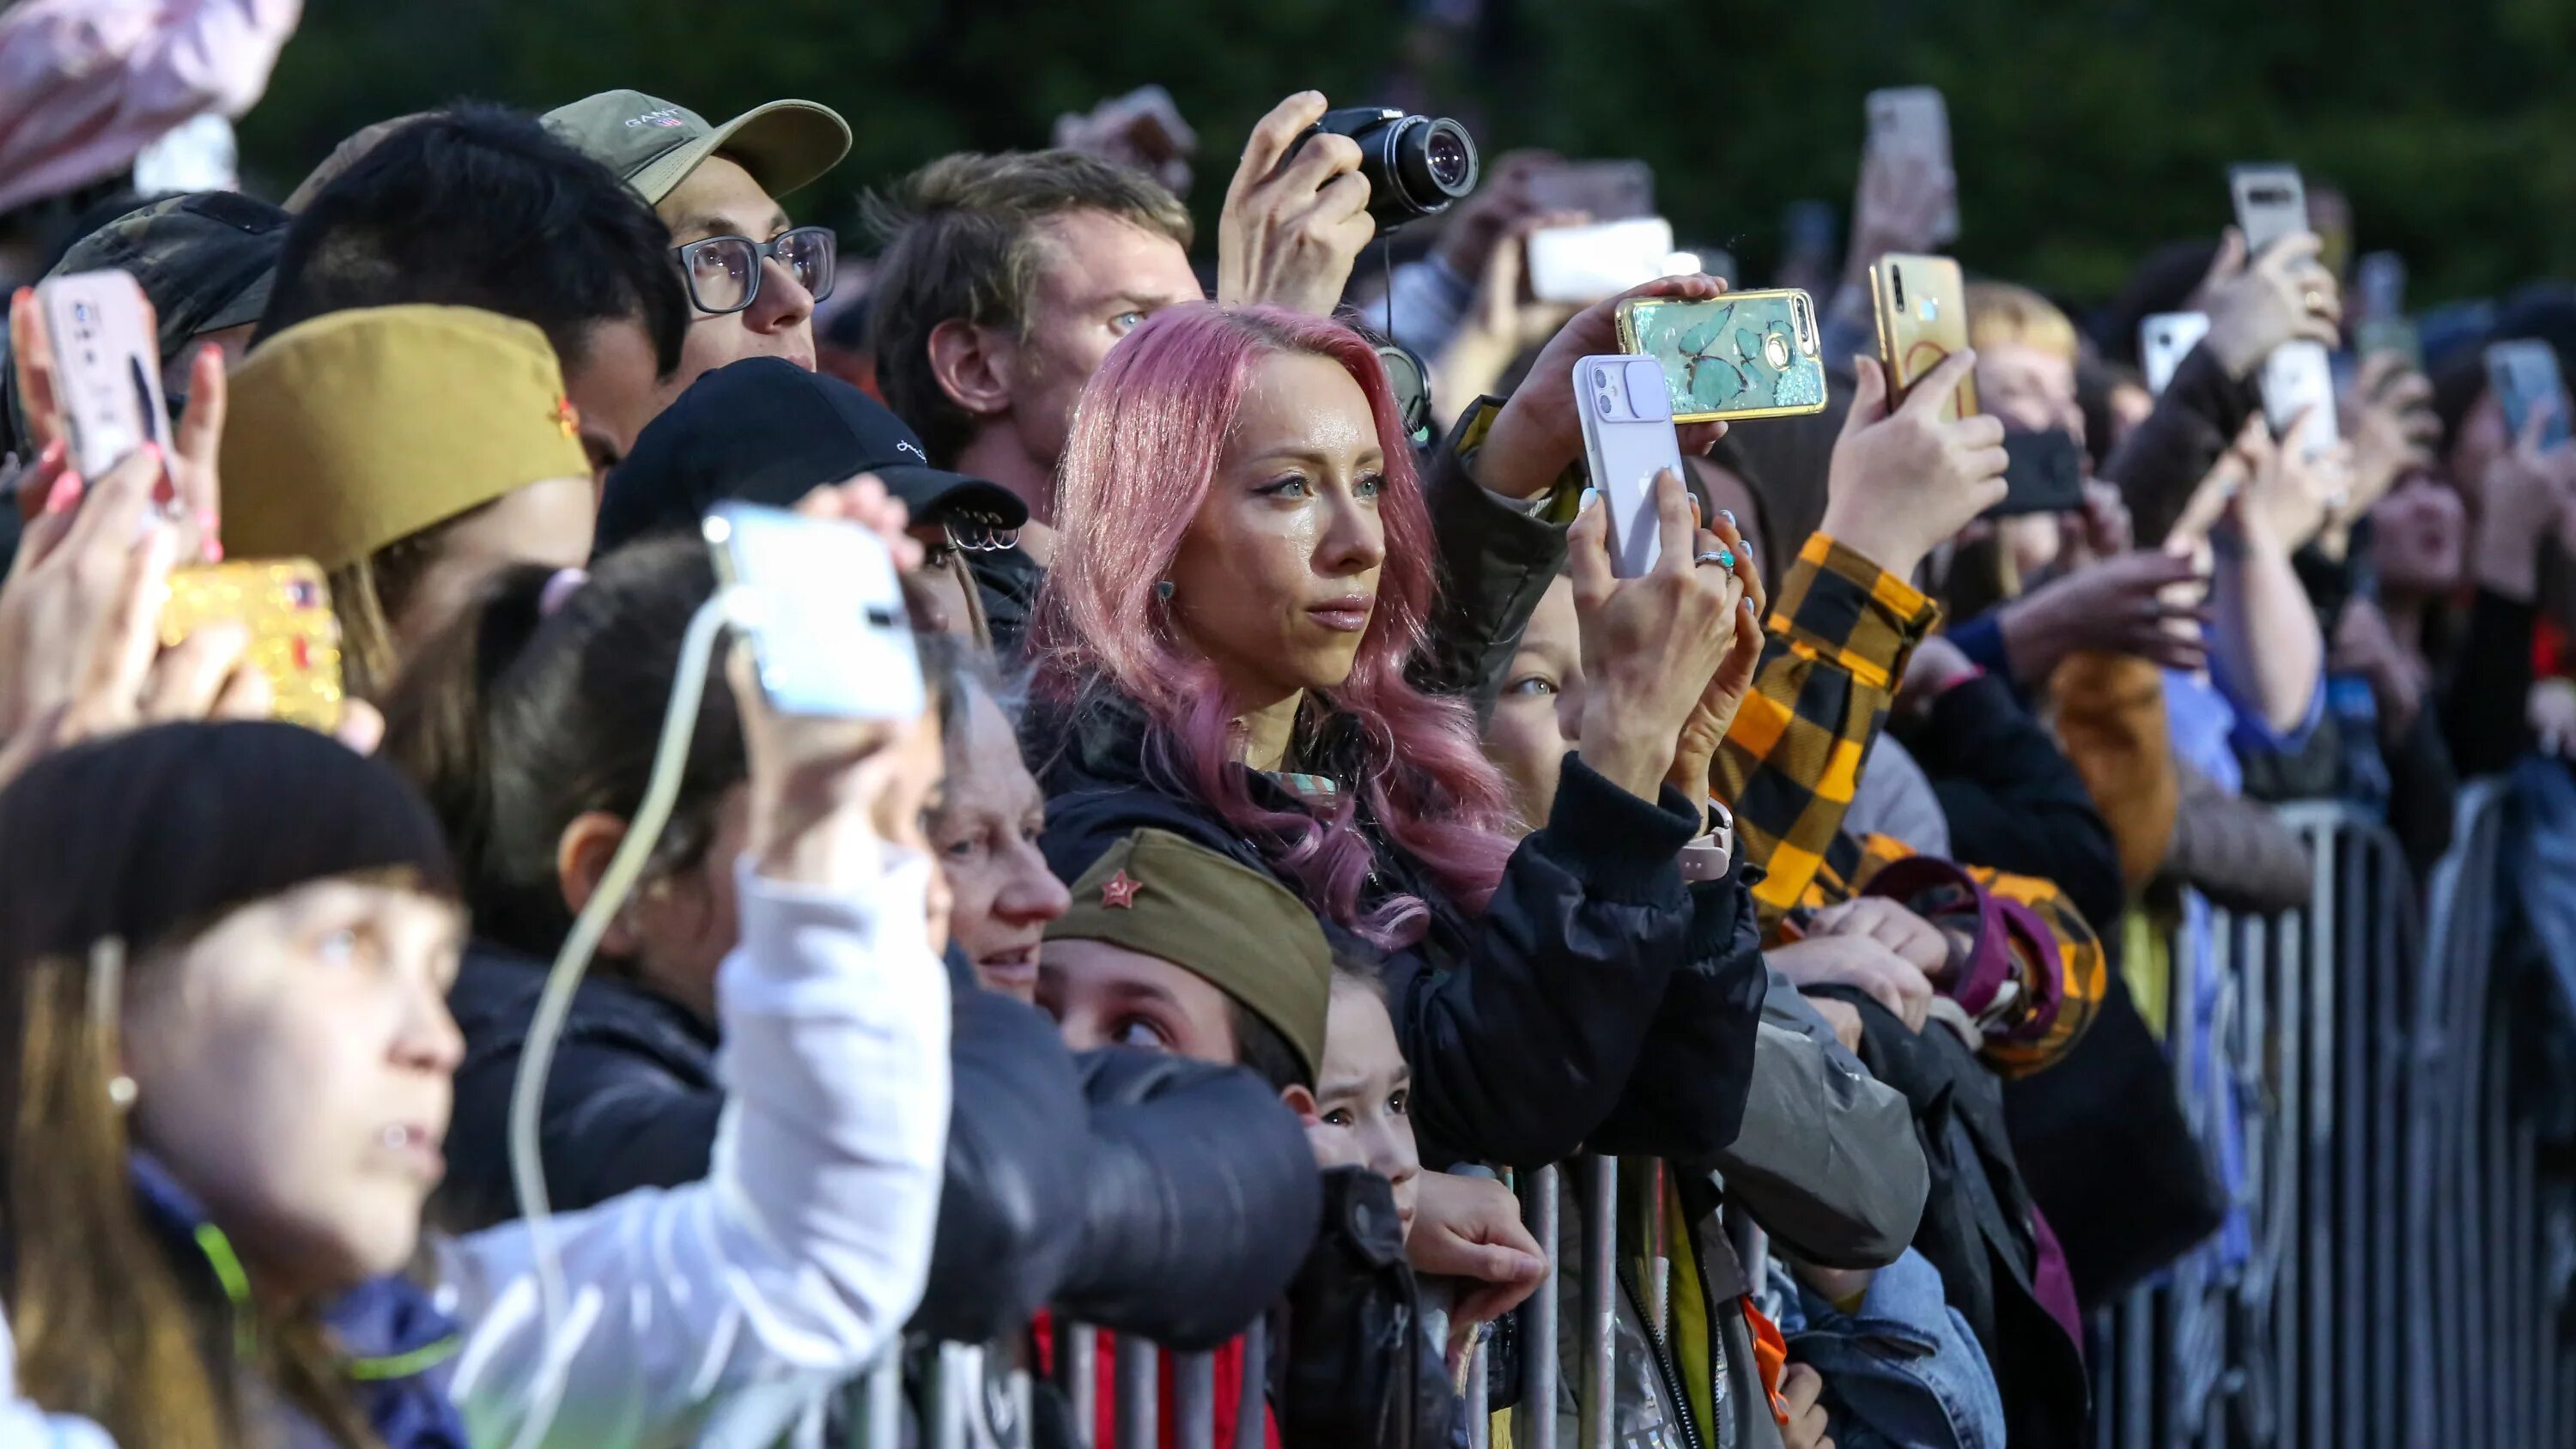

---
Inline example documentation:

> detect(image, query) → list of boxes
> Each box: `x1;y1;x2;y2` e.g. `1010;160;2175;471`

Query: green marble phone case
1616;291;1829;422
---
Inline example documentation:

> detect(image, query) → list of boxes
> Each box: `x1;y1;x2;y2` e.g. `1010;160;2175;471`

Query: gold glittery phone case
158;559;344;733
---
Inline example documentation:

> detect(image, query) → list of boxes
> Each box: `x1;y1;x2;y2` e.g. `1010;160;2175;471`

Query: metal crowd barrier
801;779;2572;1449
2092;779;2576;1449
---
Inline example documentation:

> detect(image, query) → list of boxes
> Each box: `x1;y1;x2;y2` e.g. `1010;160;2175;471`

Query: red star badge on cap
553;397;582;439
1098;870;1142;909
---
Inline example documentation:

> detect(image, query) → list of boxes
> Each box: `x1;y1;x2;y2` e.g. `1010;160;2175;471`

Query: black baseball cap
593;357;1027;558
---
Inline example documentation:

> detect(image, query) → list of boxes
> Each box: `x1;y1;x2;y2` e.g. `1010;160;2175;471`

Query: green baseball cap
542;89;851;206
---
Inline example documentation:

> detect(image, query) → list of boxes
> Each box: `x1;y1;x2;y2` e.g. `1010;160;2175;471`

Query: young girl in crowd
0;583;952;1449
1027;301;1768;1171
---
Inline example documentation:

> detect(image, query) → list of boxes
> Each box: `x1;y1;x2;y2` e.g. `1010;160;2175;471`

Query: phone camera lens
1594;390;1616;421
72;302;94;324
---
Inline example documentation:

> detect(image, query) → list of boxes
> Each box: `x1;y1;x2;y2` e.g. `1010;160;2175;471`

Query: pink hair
1030;304;1518;946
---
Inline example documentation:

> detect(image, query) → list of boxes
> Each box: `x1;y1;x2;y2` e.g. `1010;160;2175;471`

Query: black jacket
1032;693;1765;1173
440;939;1320;1348
2102;342;2262;551
1893;672;2128;938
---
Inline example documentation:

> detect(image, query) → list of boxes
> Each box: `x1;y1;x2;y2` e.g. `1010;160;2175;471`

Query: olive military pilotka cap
542;89;852;206
220;306;590;570
1047;828;1335;1082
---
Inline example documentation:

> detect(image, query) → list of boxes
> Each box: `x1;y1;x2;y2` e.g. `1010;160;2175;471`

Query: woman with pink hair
1028;297;1769;1168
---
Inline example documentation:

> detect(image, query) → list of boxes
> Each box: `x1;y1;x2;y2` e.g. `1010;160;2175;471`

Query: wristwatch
1679;799;1735;883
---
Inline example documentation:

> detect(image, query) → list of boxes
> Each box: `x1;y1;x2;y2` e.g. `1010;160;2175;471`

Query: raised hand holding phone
1564;470;1745;804
9;281;225;562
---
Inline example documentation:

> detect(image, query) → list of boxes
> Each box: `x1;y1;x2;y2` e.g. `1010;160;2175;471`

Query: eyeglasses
672;226;836;316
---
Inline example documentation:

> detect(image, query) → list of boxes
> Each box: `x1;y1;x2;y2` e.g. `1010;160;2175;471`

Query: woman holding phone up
1026;298;1769;1170
0;491;952;1449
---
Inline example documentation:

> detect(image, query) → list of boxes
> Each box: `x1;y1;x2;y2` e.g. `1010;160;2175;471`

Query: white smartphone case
706;502;925;721
2140;312;2211;397
1528;217;1679;305
2261;340;2340;459
1575;355;1686;578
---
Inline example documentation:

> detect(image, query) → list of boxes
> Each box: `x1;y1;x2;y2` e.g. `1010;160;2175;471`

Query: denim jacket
1765;1250;2002;1449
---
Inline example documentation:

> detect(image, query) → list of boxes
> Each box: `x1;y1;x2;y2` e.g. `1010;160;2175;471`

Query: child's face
1036;937;1238;1062
1297;979;1420;1236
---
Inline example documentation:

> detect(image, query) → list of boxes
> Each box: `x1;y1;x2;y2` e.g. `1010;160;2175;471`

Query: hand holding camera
1217;94;1372;318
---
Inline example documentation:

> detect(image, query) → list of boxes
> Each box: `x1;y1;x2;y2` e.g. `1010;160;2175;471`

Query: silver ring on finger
1693;549;1736;568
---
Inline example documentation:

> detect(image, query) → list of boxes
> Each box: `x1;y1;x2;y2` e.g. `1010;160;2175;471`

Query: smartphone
2228;163;2308;258
1523;159;1655;222
1869;254;1976;422
1994;428;2086;518
36;270;169;480
1866;88;1959;244
2356;252;2406;321
157;559;343;733
2487;340;2571;451
1575;355;1686;578
704;502;922;720
2355;318;2424;372
2139;312;2211;397
2261;340;2340;459
1528;216;1680;305
1613;291;1827;423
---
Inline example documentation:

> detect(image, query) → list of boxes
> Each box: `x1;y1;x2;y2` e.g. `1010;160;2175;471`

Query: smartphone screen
37;270;169;480
2229;163;2308;258
1576;355;1686;578
2488;340;2571;450
1866;88;1959;244
706;503;923;720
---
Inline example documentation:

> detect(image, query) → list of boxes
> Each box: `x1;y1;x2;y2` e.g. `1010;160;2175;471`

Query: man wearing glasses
546;89;850;401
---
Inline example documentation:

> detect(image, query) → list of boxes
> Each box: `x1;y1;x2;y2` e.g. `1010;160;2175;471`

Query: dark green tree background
239;0;2576;307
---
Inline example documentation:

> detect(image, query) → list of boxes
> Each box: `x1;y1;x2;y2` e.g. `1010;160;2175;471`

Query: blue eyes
1258;474;1384;500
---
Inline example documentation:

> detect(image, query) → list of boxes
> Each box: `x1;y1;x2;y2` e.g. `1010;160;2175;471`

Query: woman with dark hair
1027;300;1768;1169
382;502;1319;1354
0;700;950;1446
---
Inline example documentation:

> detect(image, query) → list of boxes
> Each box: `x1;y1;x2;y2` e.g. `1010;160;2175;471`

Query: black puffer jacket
1033;694;1764;1171
440;940;1320;1347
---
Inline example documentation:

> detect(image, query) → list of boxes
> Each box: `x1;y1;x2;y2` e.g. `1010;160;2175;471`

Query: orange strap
1744;1295;1791;1426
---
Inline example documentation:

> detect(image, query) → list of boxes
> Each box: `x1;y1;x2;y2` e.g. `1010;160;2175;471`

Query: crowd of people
0;4;2571;1448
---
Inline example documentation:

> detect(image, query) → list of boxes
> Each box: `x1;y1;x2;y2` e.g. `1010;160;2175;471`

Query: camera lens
1426;126;1470;191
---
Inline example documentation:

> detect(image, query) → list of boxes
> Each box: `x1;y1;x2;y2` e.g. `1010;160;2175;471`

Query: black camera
1294;106;1479;231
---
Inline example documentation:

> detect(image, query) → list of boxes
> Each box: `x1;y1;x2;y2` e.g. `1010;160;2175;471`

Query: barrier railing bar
1517;1164;1560;1449
1578;1155;1617;1449
1234;1318;1265;1449
1171;1350;1215;1449
1061;1324;1097;1449
1113;1337;1156;1449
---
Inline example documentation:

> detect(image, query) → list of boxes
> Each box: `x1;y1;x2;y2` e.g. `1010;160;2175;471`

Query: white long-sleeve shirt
4;853;951;1448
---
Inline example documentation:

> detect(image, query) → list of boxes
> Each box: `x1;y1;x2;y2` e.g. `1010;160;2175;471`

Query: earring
1154;579;1176;603
107;1075;137;1110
